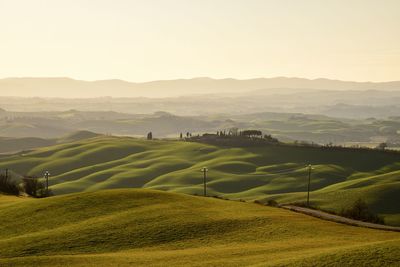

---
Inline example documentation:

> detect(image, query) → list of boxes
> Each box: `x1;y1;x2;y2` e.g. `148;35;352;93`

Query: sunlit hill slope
0;135;399;225
0;189;399;266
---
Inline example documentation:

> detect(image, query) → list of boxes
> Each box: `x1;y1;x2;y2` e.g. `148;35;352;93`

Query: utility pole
44;171;50;196
307;164;312;207
201;167;208;197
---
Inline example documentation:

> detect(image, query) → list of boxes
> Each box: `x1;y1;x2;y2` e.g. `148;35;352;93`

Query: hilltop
0;136;399;226
0;189;399;266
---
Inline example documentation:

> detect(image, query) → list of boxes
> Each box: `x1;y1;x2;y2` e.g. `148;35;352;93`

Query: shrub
0;173;20;195
267;199;279;207
291;201;310;208
22;176;51;198
340;199;384;224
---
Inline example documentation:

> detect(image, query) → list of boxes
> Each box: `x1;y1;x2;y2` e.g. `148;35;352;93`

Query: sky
0;0;399;82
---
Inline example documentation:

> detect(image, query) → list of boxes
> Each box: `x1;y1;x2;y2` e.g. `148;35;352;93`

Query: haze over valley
1;1;400;266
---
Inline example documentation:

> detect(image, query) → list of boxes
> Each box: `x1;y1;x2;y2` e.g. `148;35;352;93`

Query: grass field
0;135;399;225
0;189;399;266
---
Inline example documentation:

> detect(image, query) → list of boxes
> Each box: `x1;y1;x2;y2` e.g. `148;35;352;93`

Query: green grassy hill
0;189;399;266
0;136;399;225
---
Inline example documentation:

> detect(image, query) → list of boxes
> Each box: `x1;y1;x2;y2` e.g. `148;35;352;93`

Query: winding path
282;205;400;232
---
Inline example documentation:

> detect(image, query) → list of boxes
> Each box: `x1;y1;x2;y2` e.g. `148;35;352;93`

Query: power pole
307;164;312;207
201;167;208;197
44;171;50;196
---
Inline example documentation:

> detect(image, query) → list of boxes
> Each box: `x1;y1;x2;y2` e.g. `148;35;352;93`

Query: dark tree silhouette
229;127;239;136
376;142;387;150
242;130;262;138
23;176;45;197
0;173;19;195
264;134;279;143
341;199;383;224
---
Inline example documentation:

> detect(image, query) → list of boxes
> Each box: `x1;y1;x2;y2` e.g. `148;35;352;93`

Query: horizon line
1;76;400;84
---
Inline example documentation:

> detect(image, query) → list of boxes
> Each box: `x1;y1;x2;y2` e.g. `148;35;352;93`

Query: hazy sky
1;0;399;82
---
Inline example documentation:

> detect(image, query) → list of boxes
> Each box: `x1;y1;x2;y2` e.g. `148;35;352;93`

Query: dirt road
282;205;400;232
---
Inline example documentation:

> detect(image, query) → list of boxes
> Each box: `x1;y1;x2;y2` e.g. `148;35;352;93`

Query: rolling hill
0;136;399;226
1;77;400;98
0;189;399;266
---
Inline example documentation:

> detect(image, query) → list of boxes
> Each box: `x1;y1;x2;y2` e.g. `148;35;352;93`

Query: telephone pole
44;171;50;196
307;164;312;207
201;167;208;196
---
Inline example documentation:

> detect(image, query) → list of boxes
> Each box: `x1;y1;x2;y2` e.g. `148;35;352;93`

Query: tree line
187;129;279;143
0;172;51;198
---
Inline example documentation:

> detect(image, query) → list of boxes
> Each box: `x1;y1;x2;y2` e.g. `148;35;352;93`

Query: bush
22;176;51;198
290;201;311;208
340;199;384;224
0;173;20;195
267;199;279;207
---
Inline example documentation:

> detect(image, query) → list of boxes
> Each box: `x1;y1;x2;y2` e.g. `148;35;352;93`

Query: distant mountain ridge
1;77;400;98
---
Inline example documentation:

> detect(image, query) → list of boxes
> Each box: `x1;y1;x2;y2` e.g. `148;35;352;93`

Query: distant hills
0;109;399;146
1;77;400;98
0;130;100;154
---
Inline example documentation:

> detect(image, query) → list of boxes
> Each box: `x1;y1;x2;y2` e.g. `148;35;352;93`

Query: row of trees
340;199;383;224
181;129;280;146
216;129;263;138
144;128;279;143
0;173;51;198
294;198;384;224
209;129;279;143
293;140;400;154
